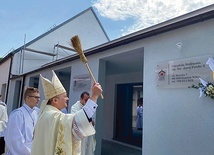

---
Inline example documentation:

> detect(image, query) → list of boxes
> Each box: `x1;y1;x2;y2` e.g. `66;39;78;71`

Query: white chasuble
71;101;96;155
31;105;95;155
71;101;83;114
0;105;7;133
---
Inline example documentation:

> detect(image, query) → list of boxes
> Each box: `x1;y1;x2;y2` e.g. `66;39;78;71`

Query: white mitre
39;70;66;112
40;70;66;99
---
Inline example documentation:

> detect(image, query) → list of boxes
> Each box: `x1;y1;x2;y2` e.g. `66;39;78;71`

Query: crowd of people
0;70;102;155
0;70;143;155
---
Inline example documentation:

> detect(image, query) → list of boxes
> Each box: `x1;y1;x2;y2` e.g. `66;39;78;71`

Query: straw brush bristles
71;35;88;63
70;35;104;99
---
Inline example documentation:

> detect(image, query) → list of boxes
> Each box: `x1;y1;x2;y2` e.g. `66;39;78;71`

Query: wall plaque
73;74;91;91
156;55;213;88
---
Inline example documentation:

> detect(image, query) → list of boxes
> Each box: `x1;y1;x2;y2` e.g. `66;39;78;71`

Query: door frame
114;82;143;147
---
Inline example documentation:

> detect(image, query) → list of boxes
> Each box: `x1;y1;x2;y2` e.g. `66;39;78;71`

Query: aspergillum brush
70;35;104;99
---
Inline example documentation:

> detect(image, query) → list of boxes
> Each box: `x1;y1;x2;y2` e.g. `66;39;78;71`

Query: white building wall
68;60;90;111
81;16;214;155
0;58;11;101
67;53;107;111
143;18;214;155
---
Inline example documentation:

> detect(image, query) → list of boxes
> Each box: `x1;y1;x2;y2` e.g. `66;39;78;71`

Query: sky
0;0;213;57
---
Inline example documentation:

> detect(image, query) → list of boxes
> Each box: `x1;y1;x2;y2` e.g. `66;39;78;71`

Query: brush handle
85;63;104;99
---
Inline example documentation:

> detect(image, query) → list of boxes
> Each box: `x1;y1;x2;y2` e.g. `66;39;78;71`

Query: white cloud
93;0;214;36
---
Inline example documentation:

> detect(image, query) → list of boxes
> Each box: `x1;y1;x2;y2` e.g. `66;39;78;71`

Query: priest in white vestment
71;91;96;155
31;70;102;155
0;94;8;137
5;87;40;155
0;103;8;154
0;104;7;134
136;98;143;130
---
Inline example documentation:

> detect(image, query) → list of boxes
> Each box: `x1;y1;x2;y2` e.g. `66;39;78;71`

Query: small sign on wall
156;55;213;88
73;74;91;91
